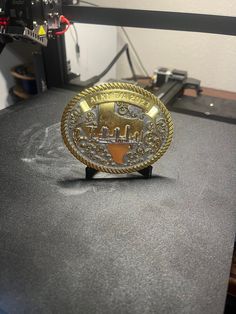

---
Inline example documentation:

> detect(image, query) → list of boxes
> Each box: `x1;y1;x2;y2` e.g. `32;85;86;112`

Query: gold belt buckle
61;82;173;176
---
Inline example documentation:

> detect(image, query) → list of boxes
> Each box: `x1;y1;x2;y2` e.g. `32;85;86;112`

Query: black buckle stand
85;165;153;180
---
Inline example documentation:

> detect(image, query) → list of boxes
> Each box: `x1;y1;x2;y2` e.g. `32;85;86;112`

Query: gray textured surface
0;88;235;314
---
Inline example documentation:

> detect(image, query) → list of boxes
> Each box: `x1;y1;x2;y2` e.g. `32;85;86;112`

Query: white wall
89;0;236;92
65;23;117;82
90;0;236;15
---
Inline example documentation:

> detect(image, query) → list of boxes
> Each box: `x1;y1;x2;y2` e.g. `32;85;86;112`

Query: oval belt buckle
61;82;173;177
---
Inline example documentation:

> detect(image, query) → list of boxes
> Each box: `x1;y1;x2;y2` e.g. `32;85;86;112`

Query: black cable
98;44;136;80
79;0;98;6
125;45;137;80
70;23;80;54
79;0;149;77
76;44;137;87
120;27;149;77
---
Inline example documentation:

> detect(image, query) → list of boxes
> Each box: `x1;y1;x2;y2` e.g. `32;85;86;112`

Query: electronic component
0;0;64;51
152;67;202;106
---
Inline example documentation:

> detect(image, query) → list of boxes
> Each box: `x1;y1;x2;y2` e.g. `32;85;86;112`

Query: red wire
55;15;71;36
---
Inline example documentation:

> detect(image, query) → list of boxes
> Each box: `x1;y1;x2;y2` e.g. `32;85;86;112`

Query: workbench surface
0;88;235;314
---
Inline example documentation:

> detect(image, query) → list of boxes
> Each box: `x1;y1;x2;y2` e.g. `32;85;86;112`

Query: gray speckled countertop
0;88;235;314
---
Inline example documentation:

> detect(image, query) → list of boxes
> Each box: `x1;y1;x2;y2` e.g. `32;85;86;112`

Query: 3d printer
1;0;235;121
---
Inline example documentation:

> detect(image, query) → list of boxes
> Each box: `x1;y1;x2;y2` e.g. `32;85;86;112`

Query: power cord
76;43;137;87
71;23;80;54
79;0;149;77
